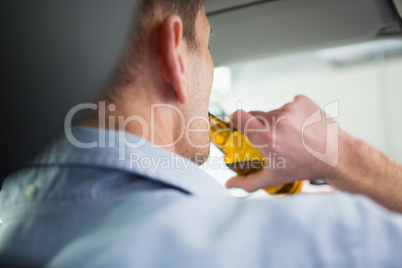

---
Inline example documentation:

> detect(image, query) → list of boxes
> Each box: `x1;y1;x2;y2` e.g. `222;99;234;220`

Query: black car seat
0;0;138;187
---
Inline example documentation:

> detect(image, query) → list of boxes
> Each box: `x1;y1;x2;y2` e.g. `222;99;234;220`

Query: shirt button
25;185;37;198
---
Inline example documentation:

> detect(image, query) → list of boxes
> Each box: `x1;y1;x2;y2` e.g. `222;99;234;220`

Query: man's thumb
225;172;269;193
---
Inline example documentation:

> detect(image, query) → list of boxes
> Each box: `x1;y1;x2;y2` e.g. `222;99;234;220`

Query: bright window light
212;66;232;95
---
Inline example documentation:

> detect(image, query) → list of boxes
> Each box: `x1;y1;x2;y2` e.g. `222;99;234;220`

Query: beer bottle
209;113;303;195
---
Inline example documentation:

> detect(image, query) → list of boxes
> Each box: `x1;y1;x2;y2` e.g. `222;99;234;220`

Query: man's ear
159;14;189;104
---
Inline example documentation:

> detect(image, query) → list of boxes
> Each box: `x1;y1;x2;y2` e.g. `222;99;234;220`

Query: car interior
1;0;402;197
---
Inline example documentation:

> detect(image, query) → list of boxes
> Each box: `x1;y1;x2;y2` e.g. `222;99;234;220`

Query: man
0;0;401;267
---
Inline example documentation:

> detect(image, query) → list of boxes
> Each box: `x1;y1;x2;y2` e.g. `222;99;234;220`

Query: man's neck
80;85;182;155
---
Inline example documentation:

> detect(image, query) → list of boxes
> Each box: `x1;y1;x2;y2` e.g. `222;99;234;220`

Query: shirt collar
32;127;230;197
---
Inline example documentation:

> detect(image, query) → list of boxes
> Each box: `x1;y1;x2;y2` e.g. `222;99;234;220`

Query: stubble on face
175;9;214;165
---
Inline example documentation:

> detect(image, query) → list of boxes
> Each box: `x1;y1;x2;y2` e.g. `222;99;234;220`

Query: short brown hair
112;0;205;88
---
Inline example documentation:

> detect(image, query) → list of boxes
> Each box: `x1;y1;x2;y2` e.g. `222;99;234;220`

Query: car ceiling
205;0;268;14
206;0;402;66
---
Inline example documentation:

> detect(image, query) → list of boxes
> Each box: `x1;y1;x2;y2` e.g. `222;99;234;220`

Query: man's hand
225;95;342;192
226;95;402;213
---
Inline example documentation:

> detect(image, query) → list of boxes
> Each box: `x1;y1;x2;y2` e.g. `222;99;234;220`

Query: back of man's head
82;0;213;164
114;0;205;89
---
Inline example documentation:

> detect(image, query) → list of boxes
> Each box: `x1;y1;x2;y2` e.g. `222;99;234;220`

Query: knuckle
275;111;291;123
276;110;289;118
294;95;306;102
231;110;245;122
256;116;270;127
282;102;295;112
261;132;272;142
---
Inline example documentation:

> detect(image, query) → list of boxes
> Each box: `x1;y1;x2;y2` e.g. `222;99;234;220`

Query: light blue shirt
0;127;402;268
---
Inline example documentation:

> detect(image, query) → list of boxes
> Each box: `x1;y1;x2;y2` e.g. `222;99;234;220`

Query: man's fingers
229;110;270;147
248;111;269;118
225;171;277;193
249;110;284;123
249;110;282;117
230;110;263;132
